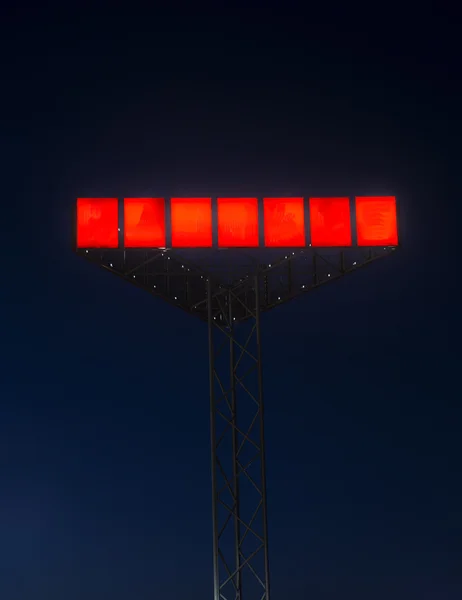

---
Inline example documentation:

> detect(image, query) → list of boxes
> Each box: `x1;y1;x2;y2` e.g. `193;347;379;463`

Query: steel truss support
208;276;270;600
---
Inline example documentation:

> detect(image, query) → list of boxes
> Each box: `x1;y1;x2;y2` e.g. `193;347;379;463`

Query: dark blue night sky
0;3;459;599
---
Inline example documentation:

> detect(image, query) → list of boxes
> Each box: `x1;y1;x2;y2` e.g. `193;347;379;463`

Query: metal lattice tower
75;195;398;600
208;276;270;600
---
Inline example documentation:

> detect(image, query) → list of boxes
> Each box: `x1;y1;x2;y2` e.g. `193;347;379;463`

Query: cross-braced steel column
208;276;271;600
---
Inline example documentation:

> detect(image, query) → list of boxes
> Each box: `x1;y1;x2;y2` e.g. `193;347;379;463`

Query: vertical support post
229;292;243;600
207;276;271;600
254;275;271;600
208;278;220;600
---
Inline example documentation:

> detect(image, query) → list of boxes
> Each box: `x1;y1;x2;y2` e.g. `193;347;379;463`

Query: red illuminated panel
356;196;398;246
218;198;259;247
309;197;352;246
263;197;305;247
76;198;118;248
171;198;212;247
124;198;165;248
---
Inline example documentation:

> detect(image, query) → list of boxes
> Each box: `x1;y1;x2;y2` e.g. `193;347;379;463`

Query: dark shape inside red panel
124;198;165;248
263;197;305;247
218;198;259;247
356;196;398;246
309;197;352;247
76;198;118;248
171;198;212;247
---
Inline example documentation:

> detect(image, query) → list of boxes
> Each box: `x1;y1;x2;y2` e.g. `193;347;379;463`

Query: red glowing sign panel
263;197;305;247
356;196;398;246
309;197;352;247
124;198;165;248
76;198;118;248
171;198;212;247
218;198;259;247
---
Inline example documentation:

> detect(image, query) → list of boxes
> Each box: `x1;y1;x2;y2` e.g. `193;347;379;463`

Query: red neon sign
76;198;118;248
356;196;398;246
263;197;305;247
124;198;165;248
218;198;259;247
309;197;352;247
75;195;398;249
171;198;212;247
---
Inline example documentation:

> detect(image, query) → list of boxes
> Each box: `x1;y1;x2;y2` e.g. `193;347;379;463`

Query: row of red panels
76;196;398;248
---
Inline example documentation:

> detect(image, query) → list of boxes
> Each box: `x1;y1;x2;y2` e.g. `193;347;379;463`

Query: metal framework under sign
74;195;399;600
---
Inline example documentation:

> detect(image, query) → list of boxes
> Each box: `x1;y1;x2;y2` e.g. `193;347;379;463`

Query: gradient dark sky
0;3;459;599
